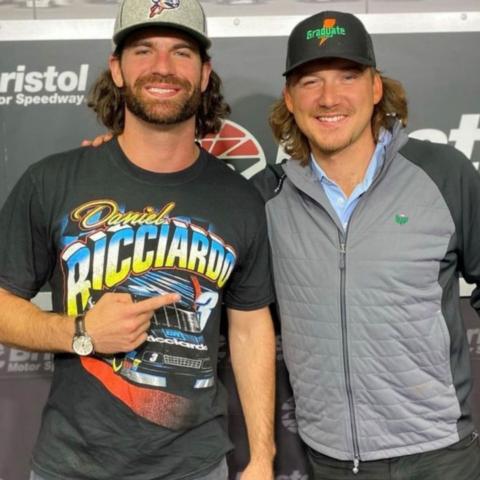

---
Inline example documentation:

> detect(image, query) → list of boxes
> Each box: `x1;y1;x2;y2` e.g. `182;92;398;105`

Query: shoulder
400;137;474;175
30;143;107;174
202;149;267;206
399;137;480;218
250;162;287;203
25;142;112;188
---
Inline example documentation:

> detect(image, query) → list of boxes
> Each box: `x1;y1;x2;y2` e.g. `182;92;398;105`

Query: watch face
72;335;94;356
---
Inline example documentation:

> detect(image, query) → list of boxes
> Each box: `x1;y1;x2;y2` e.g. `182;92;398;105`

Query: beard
314;134;356;156
122;73;202;126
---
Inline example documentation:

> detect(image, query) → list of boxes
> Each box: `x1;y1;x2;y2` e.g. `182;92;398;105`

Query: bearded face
109;30;211;131
122;72;203;127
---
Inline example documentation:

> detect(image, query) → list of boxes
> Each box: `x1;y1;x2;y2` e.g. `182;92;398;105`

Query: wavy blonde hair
269;70;408;165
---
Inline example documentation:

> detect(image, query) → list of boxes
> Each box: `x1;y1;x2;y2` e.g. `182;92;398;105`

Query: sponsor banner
0;64;88;107
1;34;480;202
0;345;53;379
410;114;480;170
0;29;480;480
462;299;480;358
461;299;480;425
468;328;480;357
201;120;266;179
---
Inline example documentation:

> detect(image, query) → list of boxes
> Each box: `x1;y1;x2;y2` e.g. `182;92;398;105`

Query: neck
118;112;200;173
312;135;376;198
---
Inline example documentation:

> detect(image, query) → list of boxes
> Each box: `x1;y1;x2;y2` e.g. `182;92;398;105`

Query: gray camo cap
113;0;211;50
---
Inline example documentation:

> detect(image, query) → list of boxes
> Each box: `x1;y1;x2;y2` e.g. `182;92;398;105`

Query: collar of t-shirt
310;129;393;230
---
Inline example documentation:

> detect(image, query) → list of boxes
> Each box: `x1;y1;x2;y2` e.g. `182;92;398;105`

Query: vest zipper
339;232;361;474
353;456;360;474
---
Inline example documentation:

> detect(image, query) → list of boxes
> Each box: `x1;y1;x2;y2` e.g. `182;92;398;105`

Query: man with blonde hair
255;10;480;479
0;0;276;478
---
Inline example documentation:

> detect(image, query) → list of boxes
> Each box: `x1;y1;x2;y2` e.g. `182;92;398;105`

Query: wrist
249;447;276;464
71;313;95;356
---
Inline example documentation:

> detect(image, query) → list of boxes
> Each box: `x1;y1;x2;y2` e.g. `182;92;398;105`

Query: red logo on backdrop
149;0;180;19
200;120;266;179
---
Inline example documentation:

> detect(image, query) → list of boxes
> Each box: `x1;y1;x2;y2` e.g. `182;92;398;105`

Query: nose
150;50;175;76
318;80;339;109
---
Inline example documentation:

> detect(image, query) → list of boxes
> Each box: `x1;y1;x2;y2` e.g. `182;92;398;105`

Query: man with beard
256;10;480;480
0;0;276;479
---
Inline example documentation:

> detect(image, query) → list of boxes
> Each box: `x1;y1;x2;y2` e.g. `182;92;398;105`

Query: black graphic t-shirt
0;139;274;480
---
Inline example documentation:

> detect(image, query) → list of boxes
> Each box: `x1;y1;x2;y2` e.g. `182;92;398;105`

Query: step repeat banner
1;12;480;480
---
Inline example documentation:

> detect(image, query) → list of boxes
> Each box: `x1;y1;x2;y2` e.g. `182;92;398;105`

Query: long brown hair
269;70;408;165
87;50;230;138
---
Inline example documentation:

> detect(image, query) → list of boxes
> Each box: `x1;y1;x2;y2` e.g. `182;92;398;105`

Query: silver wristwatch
72;314;94;356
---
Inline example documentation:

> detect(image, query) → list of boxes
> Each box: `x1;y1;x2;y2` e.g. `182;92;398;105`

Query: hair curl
269;70;408;165
87;51;230;138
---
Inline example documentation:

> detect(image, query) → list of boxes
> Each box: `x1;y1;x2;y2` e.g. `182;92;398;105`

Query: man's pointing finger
133;293;181;314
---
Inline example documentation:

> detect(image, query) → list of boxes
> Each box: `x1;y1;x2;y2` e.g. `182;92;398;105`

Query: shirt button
337;198;345;206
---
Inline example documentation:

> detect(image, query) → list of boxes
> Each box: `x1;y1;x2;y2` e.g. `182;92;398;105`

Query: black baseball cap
284;11;376;76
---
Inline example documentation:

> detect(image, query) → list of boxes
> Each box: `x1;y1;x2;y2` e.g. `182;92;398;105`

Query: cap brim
283;53;376;76
113;22;211;51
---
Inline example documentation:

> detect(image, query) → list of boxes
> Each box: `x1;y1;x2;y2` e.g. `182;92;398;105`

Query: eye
342;70;360;81
300;77;319;87
134;47;151;56
175;48;193;58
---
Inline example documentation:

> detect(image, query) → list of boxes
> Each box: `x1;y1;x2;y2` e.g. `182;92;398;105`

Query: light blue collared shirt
310;129;392;230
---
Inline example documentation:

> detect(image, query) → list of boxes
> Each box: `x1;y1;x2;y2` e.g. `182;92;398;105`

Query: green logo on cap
306;18;346;45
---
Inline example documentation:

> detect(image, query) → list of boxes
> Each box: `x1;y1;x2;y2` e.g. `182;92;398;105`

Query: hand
83;292;180;354
238;459;274;480
81;132;114;147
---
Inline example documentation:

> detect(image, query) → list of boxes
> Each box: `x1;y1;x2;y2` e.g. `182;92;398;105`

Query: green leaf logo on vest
395;214;409;225
306;18;346;46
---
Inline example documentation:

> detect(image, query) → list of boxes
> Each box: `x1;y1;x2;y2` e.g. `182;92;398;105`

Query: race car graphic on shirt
58;199;236;428
108;271;219;394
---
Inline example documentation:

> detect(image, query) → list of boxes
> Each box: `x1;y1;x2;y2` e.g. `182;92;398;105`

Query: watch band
74;314;86;336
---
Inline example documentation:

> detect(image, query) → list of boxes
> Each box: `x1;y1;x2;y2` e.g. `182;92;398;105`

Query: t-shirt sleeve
223;209;274;311
0;166;54;299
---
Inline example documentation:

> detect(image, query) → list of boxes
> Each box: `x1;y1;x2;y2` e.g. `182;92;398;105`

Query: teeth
147;87;176;94
318;115;344;122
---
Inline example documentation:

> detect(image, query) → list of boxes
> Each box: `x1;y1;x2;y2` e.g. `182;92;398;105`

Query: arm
0;287;72;352
0;159;180;355
227;306;276;479
459;160;480;315
0;287;179;354
400;139;480;314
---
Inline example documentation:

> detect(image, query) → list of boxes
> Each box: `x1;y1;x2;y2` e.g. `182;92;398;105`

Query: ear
372;71;383;106
283;85;294;114
109;54;124;88
200;60;212;93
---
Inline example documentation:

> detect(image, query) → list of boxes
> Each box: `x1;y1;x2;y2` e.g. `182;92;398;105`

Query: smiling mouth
316;114;347;123
145;86;181;96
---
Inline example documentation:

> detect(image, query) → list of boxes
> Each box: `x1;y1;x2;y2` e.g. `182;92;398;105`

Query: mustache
134;74;192;90
312;109;350;116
